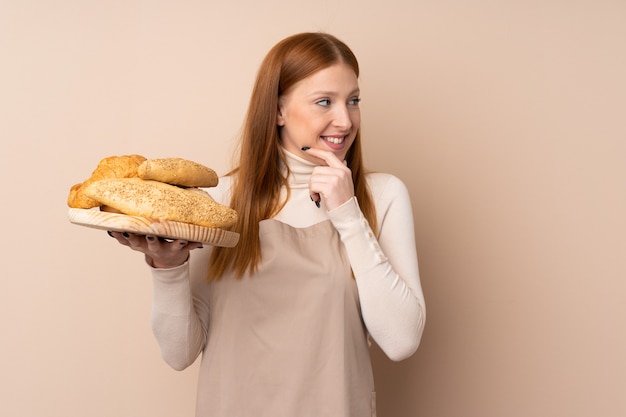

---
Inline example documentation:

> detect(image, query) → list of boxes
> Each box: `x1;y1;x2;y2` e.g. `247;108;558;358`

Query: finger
107;231;128;247
145;235;163;250
164;238;204;251
107;230;140;247
301;147;345;168
187;241;204;250
116;232;150;254
310;193;321;208
147;236;203;251
121;232;145;247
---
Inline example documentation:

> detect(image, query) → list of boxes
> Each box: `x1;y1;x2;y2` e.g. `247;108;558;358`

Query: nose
332;104;353;130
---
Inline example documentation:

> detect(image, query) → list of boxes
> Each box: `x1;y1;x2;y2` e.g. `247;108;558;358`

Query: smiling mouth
321;136;345;144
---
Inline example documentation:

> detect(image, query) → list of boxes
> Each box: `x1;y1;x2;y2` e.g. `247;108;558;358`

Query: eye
348;97;362;106
316;99;331;107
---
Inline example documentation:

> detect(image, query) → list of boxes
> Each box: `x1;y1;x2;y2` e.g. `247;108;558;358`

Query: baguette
82;177;237;228
138;158;219;188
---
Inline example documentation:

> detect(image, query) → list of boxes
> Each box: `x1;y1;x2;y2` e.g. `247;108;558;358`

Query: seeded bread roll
82;177;237;228
138;158;219;188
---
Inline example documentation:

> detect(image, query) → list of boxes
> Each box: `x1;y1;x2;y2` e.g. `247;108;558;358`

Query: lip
320;135;348;151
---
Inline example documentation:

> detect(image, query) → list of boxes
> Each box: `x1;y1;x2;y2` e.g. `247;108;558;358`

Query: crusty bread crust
82;178;237;228
138;158;218;188
67;154;147;208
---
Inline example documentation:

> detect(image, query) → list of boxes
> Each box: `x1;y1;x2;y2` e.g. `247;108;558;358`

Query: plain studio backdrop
1;1;625;416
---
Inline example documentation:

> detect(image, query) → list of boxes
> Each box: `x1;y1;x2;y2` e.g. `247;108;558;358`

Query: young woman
109;32;425;417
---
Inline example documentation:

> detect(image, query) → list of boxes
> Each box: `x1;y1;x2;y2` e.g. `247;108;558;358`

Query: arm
107;178;232;370
149;246;212;370
105;232;209;370
328;174;426;361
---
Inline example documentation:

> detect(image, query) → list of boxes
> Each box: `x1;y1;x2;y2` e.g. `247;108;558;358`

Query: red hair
209;32;377;279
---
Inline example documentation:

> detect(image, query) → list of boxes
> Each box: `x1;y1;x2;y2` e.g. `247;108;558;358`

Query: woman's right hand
107;231;203;269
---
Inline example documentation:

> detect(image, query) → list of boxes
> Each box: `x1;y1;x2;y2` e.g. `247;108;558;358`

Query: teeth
323;136;344;144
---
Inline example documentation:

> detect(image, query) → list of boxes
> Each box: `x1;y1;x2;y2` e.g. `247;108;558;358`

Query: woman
110;32;425;417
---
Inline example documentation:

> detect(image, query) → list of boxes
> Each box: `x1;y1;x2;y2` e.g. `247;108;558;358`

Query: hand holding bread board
67;155;239;247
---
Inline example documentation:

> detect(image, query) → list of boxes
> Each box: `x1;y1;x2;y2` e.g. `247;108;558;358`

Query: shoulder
365;172;413;223
365;172;409;200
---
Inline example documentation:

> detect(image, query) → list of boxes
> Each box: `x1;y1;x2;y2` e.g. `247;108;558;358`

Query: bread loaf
82;177;237;228
138;158;219;188
67;154;147;208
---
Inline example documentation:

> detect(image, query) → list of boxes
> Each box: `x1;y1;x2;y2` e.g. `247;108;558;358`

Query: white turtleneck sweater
150;150;425;366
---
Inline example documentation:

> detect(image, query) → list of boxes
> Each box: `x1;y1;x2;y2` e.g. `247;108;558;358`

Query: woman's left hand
303;148;355;211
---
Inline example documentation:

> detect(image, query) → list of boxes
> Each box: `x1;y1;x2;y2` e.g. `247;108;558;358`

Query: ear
276;100;285;126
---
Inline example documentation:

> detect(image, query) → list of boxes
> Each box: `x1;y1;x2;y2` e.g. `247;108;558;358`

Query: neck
282;148;316;186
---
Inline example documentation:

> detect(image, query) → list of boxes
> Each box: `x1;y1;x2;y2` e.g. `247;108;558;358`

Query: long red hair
209;32;377;279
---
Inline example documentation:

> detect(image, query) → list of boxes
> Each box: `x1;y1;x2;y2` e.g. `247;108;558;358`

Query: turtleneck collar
282;148;316;186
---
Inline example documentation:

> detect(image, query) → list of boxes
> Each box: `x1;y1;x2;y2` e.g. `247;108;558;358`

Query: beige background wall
1;1;624;416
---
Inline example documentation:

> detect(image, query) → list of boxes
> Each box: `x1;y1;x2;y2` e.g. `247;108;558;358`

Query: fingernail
107;231;114;238
301;146;310;151
122;232;130;238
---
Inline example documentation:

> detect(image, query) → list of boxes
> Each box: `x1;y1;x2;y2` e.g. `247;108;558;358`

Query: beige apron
195;219;376;417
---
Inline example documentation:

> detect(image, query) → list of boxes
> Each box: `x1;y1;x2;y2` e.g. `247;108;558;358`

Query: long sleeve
151;264;201;370
148;180;229;371
150;254;211;370
328;173;426;361
148;152;425;370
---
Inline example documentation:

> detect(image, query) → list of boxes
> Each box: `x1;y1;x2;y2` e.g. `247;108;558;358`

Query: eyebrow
308;89;361;97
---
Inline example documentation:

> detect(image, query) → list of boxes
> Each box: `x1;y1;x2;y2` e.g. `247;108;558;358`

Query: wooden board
68;208;239;247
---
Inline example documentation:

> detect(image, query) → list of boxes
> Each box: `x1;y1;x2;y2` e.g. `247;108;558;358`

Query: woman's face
277;63;361;163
